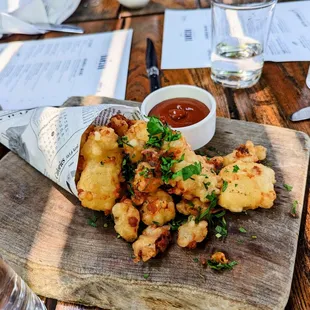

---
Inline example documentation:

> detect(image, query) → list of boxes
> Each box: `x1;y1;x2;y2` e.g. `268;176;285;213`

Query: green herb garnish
214;210;226;218
188;201;195;207
103;223;108;228
143;273;150;279
152;221;160;225
173;162;202;181
222;180;228;192
251;235;257;239
146;116;181;148
207;260;238;271
193;258;199;263
122;155;136;182
290;200;298;218
117;234;121;239
87;214;98;227
160;154;184;183
169;217;187;231
283;184;293;191
197;191;217;222
215;220;228;238
235;184;238;187
203;182;211;190
117;136;133;148
100;161;104;166
239;227;247;233
139;167;150;177
232;165;240;173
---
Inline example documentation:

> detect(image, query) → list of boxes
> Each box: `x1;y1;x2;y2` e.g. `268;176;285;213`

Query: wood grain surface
67;0;120;22
120;0;199;18
0;98;309;310
0;1;309;309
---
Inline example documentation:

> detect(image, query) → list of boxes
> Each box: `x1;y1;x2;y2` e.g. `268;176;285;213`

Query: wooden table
0;0;309;309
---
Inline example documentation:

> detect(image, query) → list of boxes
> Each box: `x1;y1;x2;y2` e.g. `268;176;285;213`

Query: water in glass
211;0;277;88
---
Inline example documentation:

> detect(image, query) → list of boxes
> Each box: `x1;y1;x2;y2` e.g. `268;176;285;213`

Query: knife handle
147;66;161;93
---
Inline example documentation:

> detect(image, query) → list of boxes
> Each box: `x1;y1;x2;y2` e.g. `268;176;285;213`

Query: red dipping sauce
148;98;210;128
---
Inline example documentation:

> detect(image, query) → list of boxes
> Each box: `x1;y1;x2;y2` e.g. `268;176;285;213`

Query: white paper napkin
0;0;81;36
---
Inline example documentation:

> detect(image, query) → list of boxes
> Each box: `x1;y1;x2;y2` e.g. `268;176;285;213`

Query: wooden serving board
0;97;309;310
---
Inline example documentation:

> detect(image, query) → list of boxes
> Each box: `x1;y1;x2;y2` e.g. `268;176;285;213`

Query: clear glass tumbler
211;0;277;88
0;256;46;310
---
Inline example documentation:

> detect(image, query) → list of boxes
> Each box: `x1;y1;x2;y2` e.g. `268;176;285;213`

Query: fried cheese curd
112;199;140;242
223;140;266;166
140;190;176;226
77;126;122;214
176;198;209;216
211;252;229;264
123;120;149;163
177;217;208;249
133;162;163;193
132;225;171;262
163;136;222;203
218;162;276;212
107;114;133;137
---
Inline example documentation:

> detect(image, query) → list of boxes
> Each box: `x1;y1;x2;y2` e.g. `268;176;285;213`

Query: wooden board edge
16;258;276;310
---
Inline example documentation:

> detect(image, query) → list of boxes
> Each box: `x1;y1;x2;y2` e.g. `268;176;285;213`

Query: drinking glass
0;256;46;310
211;0;277;88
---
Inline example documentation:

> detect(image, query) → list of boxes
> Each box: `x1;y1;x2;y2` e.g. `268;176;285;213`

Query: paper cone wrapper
0;104;142;196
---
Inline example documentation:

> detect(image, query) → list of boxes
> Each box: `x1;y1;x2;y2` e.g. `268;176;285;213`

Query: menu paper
161;1;310;69
0;104;142;196
0;30;133;110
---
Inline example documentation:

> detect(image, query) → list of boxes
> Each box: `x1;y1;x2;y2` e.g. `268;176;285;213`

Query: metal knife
290;106;310;122
146;38;161;92
34;23;84;34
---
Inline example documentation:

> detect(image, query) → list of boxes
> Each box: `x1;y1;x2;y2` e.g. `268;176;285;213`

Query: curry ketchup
148;98;210;128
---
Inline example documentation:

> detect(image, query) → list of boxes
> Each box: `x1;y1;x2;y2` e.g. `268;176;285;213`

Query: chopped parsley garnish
117;136;133;148
203;182;211;190
239;227;247;233
128;183;134;196
146;116;181;148
235;184;238;187
193;258;199;263
283;184;293;191
87;214;98;227
290;200;298;218
152;221;160;225
222;180;228;192
103;223;108;228
139;167;150;177
122;155;136;182
173;162;202;181
117;234;121;239
251;235;257;239
100;161;104;166
215;218;227;238
143;273;150;279
214;210;226;218
169;217;187;231
197;191;217;222
233;165;240;173
160;154;184;183
207;260;238;271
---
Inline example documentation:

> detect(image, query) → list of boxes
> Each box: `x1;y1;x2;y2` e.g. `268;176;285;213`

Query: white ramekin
118;0;150;9
141;85;217;150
